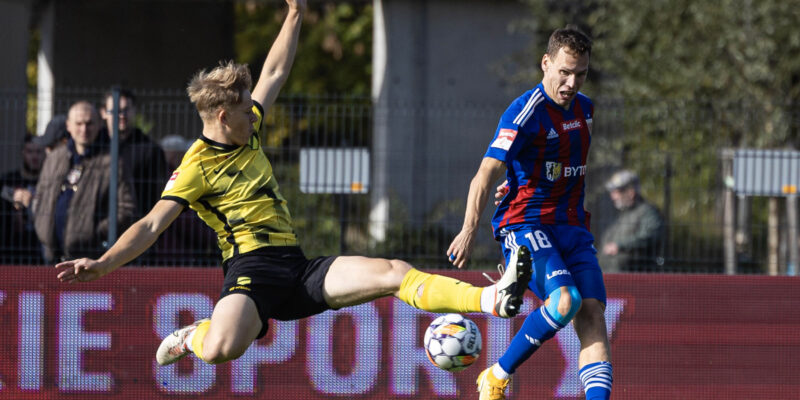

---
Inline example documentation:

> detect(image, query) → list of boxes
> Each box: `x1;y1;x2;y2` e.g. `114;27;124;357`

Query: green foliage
26;29;40;133
234;1;372;96
518;0;800;148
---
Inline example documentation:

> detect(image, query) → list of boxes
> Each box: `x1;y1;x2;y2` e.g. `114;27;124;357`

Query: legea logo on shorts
237;276;252;285
546;269;571;279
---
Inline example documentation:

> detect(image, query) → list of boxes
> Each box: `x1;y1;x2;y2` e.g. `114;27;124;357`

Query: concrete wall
0;0;33;173
371;0;533;244
0;0;234;173
50;0;234;89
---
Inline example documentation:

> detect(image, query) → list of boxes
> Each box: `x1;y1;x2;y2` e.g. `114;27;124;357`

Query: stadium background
1;0;799;398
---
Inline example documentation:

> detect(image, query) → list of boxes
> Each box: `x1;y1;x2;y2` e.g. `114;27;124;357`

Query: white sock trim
480;285;498;313
492;363;510;380
185;329;196;353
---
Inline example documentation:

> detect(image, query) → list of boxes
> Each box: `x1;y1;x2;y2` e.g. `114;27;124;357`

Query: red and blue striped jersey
484;82;593;238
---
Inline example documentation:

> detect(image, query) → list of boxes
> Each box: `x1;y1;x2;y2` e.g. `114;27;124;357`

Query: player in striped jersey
53;0;531;370
448;27;612;400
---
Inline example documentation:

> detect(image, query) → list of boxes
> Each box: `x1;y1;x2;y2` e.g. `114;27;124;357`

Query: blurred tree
514;0;800;148
235;0;372;96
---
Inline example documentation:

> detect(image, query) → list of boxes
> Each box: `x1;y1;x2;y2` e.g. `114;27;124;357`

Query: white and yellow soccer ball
423;313;482;372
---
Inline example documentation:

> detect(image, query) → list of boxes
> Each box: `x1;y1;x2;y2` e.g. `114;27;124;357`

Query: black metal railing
1;89;798;275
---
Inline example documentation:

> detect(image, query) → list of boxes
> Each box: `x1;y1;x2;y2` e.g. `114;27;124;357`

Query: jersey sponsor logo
546;128;559;139
490;128;518;151
564;165;587;177
164;171;179;191
546;161;562;181
562;119;583;132
546;269;571;280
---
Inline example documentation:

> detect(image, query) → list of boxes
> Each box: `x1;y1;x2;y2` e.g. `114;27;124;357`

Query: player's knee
200;339;247;365
545;286;582;326
386;259;412;288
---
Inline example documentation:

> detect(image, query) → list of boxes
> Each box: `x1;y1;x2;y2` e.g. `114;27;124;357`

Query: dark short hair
103;88;137;107
547;26;592;57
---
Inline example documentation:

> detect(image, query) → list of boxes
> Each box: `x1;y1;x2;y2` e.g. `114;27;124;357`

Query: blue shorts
499;224;606;304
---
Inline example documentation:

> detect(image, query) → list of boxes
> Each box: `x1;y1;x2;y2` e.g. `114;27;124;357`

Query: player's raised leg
321;253;530;317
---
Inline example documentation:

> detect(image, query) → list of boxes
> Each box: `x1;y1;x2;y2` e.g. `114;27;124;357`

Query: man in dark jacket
0;134;46;263
33;101;136;263
598;169;665;272
101;89;169;217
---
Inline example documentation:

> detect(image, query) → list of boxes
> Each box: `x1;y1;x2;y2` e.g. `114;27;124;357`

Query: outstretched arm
251;0;306;111
55;199;184;283
447;157;506;268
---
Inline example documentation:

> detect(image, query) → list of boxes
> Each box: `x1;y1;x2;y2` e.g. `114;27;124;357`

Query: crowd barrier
1;266;798;399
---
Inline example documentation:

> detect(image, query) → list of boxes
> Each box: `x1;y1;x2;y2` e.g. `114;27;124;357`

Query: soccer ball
424;313;482;372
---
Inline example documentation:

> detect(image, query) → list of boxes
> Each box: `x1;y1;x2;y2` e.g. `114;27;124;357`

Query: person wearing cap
159;134;194;171
35;114;68;152
149;134;219;266
599;169;665;272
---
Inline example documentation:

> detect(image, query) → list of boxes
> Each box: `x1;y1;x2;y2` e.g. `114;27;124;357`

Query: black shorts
220;246;336;339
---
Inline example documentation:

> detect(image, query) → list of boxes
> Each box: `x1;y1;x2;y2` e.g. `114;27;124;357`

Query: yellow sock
397;268;482;313
190;320;211;362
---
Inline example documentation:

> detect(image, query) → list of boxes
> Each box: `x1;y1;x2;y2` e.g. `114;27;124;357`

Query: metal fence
1;89;798;275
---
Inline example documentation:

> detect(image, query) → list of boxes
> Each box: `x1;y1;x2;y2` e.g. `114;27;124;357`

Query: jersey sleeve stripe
254;101;265;131
161;195;190;207
512;89;543;127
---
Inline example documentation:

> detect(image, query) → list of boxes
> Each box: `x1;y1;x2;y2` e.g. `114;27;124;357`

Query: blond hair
187;61;253;119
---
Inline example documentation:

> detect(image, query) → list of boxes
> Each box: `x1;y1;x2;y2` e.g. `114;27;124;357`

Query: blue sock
579;361;613;400
498;307;564;374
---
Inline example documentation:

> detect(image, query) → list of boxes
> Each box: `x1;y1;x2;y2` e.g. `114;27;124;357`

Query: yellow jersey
161;102;298;261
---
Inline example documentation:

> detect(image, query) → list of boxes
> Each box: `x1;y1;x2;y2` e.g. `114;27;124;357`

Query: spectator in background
0;134;46;263
150;134;219;266
101;89;169;217
33;101;136;263
598;169;665;272
160;134;193;171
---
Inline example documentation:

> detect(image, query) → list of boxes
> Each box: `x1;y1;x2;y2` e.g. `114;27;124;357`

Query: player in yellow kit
54;0;531;367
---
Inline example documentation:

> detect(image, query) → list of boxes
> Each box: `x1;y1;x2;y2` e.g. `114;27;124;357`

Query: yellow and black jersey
161;102;298;261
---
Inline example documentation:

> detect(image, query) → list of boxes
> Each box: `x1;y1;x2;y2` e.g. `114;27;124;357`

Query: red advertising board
1;266;799;399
